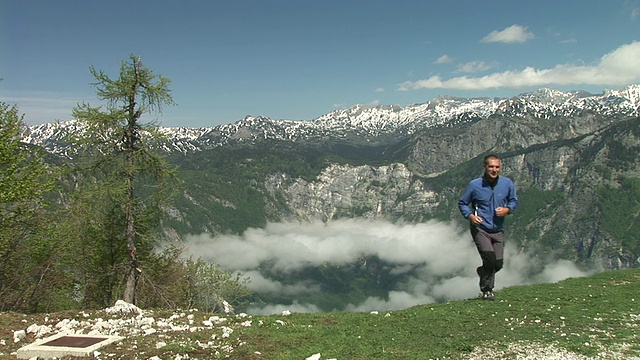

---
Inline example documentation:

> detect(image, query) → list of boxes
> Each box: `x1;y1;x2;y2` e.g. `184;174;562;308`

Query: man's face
484;158;501;180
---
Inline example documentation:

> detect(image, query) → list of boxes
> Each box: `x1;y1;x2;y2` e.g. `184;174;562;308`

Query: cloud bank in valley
184;218;594;315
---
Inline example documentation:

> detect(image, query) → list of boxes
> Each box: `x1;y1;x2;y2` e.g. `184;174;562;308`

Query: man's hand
470;214;483;225
495;207;510;217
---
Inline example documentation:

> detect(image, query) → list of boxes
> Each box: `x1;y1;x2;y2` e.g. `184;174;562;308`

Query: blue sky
2;0;640;128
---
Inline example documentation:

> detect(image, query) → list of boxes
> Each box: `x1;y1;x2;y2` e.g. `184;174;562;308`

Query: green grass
234;269;640;359
1;269;639;359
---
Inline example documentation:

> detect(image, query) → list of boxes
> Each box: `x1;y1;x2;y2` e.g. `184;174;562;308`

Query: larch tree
71;55;178;304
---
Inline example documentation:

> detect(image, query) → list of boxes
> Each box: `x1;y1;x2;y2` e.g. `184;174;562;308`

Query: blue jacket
458;176;518;232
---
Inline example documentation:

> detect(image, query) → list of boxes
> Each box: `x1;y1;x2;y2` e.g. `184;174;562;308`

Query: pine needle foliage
69;55;180;306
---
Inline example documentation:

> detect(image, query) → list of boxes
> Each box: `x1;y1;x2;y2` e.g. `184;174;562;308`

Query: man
458;154;518;300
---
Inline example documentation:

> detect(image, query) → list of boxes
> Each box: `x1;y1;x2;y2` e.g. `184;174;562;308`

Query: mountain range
18;85;640;308
22;85;640;156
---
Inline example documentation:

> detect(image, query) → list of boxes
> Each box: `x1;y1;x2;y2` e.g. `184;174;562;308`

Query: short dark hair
483;154;501;165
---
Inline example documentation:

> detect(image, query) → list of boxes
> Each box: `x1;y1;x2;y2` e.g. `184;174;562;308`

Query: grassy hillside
2;269;638;359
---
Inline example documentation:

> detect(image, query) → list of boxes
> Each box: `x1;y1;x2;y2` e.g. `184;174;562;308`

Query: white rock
26;324;52;337
105;300;142;315
170;324;189;331
139;317;155;326
13;330;26;343
209;316;227;324
306;354;321;360
222;300;234;314
221;326;233;338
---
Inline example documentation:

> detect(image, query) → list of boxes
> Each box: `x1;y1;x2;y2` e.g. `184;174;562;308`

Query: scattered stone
105;300;142;315
13;330;26;343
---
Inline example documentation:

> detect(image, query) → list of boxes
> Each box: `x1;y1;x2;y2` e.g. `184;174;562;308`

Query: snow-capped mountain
21;85;640;155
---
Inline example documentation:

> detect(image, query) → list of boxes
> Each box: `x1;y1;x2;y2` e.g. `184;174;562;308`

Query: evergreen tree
71;55;178;304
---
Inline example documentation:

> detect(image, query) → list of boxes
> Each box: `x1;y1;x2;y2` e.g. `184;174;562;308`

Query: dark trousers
470;227;504;292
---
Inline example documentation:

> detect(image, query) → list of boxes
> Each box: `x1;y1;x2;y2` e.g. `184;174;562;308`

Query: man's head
483;154;501;181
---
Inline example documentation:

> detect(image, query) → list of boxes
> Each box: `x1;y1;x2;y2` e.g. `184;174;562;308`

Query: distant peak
603;84;640;104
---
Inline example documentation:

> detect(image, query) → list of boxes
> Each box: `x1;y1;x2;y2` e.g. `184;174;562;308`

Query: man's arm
506;180;518;212
458;185;474;219
496;179;517;217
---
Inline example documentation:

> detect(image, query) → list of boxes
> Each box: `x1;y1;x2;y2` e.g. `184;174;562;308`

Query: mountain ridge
20;85;640;155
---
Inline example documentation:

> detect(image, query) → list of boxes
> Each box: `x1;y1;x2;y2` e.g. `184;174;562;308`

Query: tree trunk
122;58;141;304
122;175;138;303
122;127;139;303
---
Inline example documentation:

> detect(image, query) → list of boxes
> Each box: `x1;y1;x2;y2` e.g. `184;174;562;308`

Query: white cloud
185;219;473;273
0;92;93;124
184;218;595;315
398;41;640;91
344;290;435;312
627;1;640;19
241;270;321;295
374;87;384;93
435;55;453;64
532;259;590;283
331;100;381;111
1;97;73;124
481;24;535;44
456;60;498;73
248;301;320;315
